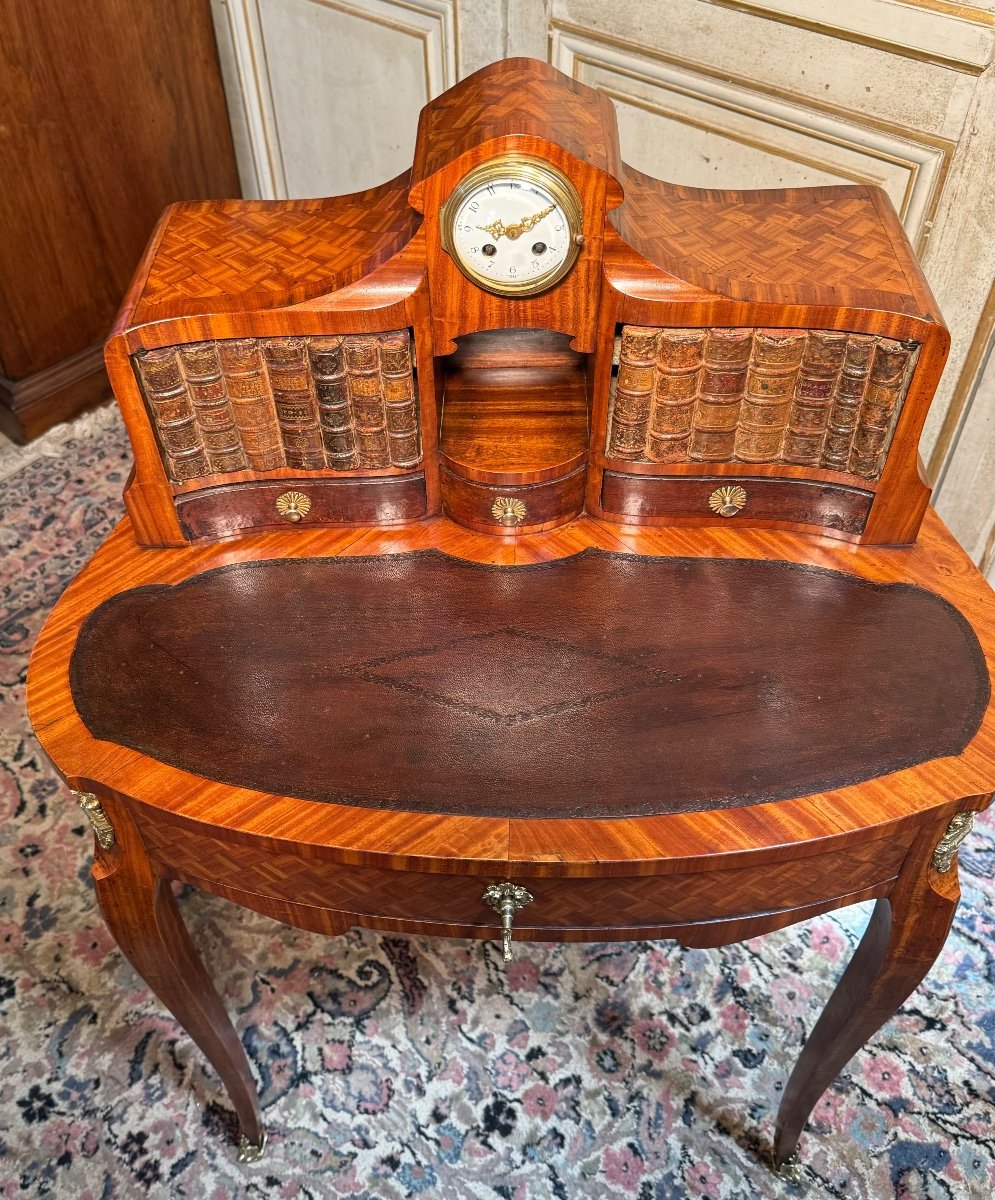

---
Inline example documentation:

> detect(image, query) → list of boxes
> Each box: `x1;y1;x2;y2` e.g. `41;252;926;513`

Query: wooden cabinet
0;0;239;442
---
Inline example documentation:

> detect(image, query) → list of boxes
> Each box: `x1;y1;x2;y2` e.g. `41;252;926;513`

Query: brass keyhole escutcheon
483;882;534;961
491;496;527;527
708;485;747;518
275;490;312;522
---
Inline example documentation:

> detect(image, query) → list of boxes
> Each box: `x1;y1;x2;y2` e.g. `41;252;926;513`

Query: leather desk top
69;548;989;820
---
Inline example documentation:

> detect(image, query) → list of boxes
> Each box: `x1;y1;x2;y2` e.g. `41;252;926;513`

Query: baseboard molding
0;343;110;443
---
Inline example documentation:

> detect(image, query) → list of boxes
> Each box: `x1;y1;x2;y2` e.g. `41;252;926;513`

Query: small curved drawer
176;473;427;540
601;472;873;534
440;465;586;534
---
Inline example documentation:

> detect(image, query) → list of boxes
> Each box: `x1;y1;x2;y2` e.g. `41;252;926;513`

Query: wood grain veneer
438;329;590;530
439;366;588;484
439;466;588;534
0;0;239;441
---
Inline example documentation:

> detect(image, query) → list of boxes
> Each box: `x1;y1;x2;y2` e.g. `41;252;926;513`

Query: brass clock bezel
440;153;584;298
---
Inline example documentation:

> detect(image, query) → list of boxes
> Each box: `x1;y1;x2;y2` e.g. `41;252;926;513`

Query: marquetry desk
25;56;995;1172
28;508;995;1170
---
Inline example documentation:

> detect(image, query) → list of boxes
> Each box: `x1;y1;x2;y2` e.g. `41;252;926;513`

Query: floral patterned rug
1;408;994;1200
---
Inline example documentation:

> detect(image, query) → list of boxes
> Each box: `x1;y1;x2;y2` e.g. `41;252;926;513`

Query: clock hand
516;205;555;234
476;205;556;242
477;218;508;240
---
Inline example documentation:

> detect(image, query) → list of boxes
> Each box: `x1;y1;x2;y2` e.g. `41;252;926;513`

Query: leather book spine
378;330;421;468
608;326;658;459
134;347;210;482
848;339;915;479
346;336;392;468
820;334;876;472
218;340;285;472
733;330;806;464
309;336;356;469
646;329;706;463
782;330;848;466
179;342;248;474
689;329;753;462
263;337;325;470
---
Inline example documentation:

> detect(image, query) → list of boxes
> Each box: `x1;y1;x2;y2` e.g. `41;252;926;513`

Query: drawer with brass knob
135;812;912;950
176;474;428;540
600;473;873;536
440;465;586;534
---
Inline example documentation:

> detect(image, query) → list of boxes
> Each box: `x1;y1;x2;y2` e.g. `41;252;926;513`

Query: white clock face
442;157;583;297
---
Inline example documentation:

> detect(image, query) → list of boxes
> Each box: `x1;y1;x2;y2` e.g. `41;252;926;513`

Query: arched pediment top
409;58;623;194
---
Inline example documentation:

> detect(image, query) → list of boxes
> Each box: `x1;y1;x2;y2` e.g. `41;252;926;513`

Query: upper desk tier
107;58;945;549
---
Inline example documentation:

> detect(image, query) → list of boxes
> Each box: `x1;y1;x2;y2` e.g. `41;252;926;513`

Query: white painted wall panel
555;34;947;247
259;0;430;195
212;0;455;198
709;0;995;72
552;0;976;139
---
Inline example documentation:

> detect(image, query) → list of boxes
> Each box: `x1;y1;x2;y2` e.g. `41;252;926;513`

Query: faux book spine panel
607;327;916;483
134;331;420;483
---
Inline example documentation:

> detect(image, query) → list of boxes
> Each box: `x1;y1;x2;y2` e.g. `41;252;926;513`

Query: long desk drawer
601;471;873;534
139;818;911;944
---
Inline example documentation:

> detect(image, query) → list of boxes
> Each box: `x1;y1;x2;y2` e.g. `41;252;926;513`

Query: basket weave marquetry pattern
616;167;920;314
132;174;418;322
412;58;618;183
136;821;908;931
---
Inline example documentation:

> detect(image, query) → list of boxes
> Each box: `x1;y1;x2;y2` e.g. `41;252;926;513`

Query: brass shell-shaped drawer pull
275;491;311;522
483;882;534;961
708;485;747;518
491;496;527;527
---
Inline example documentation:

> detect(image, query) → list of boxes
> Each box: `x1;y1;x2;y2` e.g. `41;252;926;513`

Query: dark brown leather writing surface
70;551;988;818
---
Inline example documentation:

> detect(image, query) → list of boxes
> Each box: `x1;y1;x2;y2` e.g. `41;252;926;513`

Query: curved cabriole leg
79;788;265;1155
772;810;974;1170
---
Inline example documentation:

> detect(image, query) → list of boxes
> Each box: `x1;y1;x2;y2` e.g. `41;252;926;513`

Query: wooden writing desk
27;59;995;1172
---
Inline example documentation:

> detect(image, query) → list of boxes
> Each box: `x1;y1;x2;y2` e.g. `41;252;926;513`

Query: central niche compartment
438;329;589;533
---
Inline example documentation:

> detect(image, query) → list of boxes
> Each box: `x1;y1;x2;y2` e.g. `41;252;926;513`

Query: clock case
106;57;947;547
438;154;585;298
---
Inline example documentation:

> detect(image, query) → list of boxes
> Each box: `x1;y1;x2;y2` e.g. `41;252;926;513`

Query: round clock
440;154;584;297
